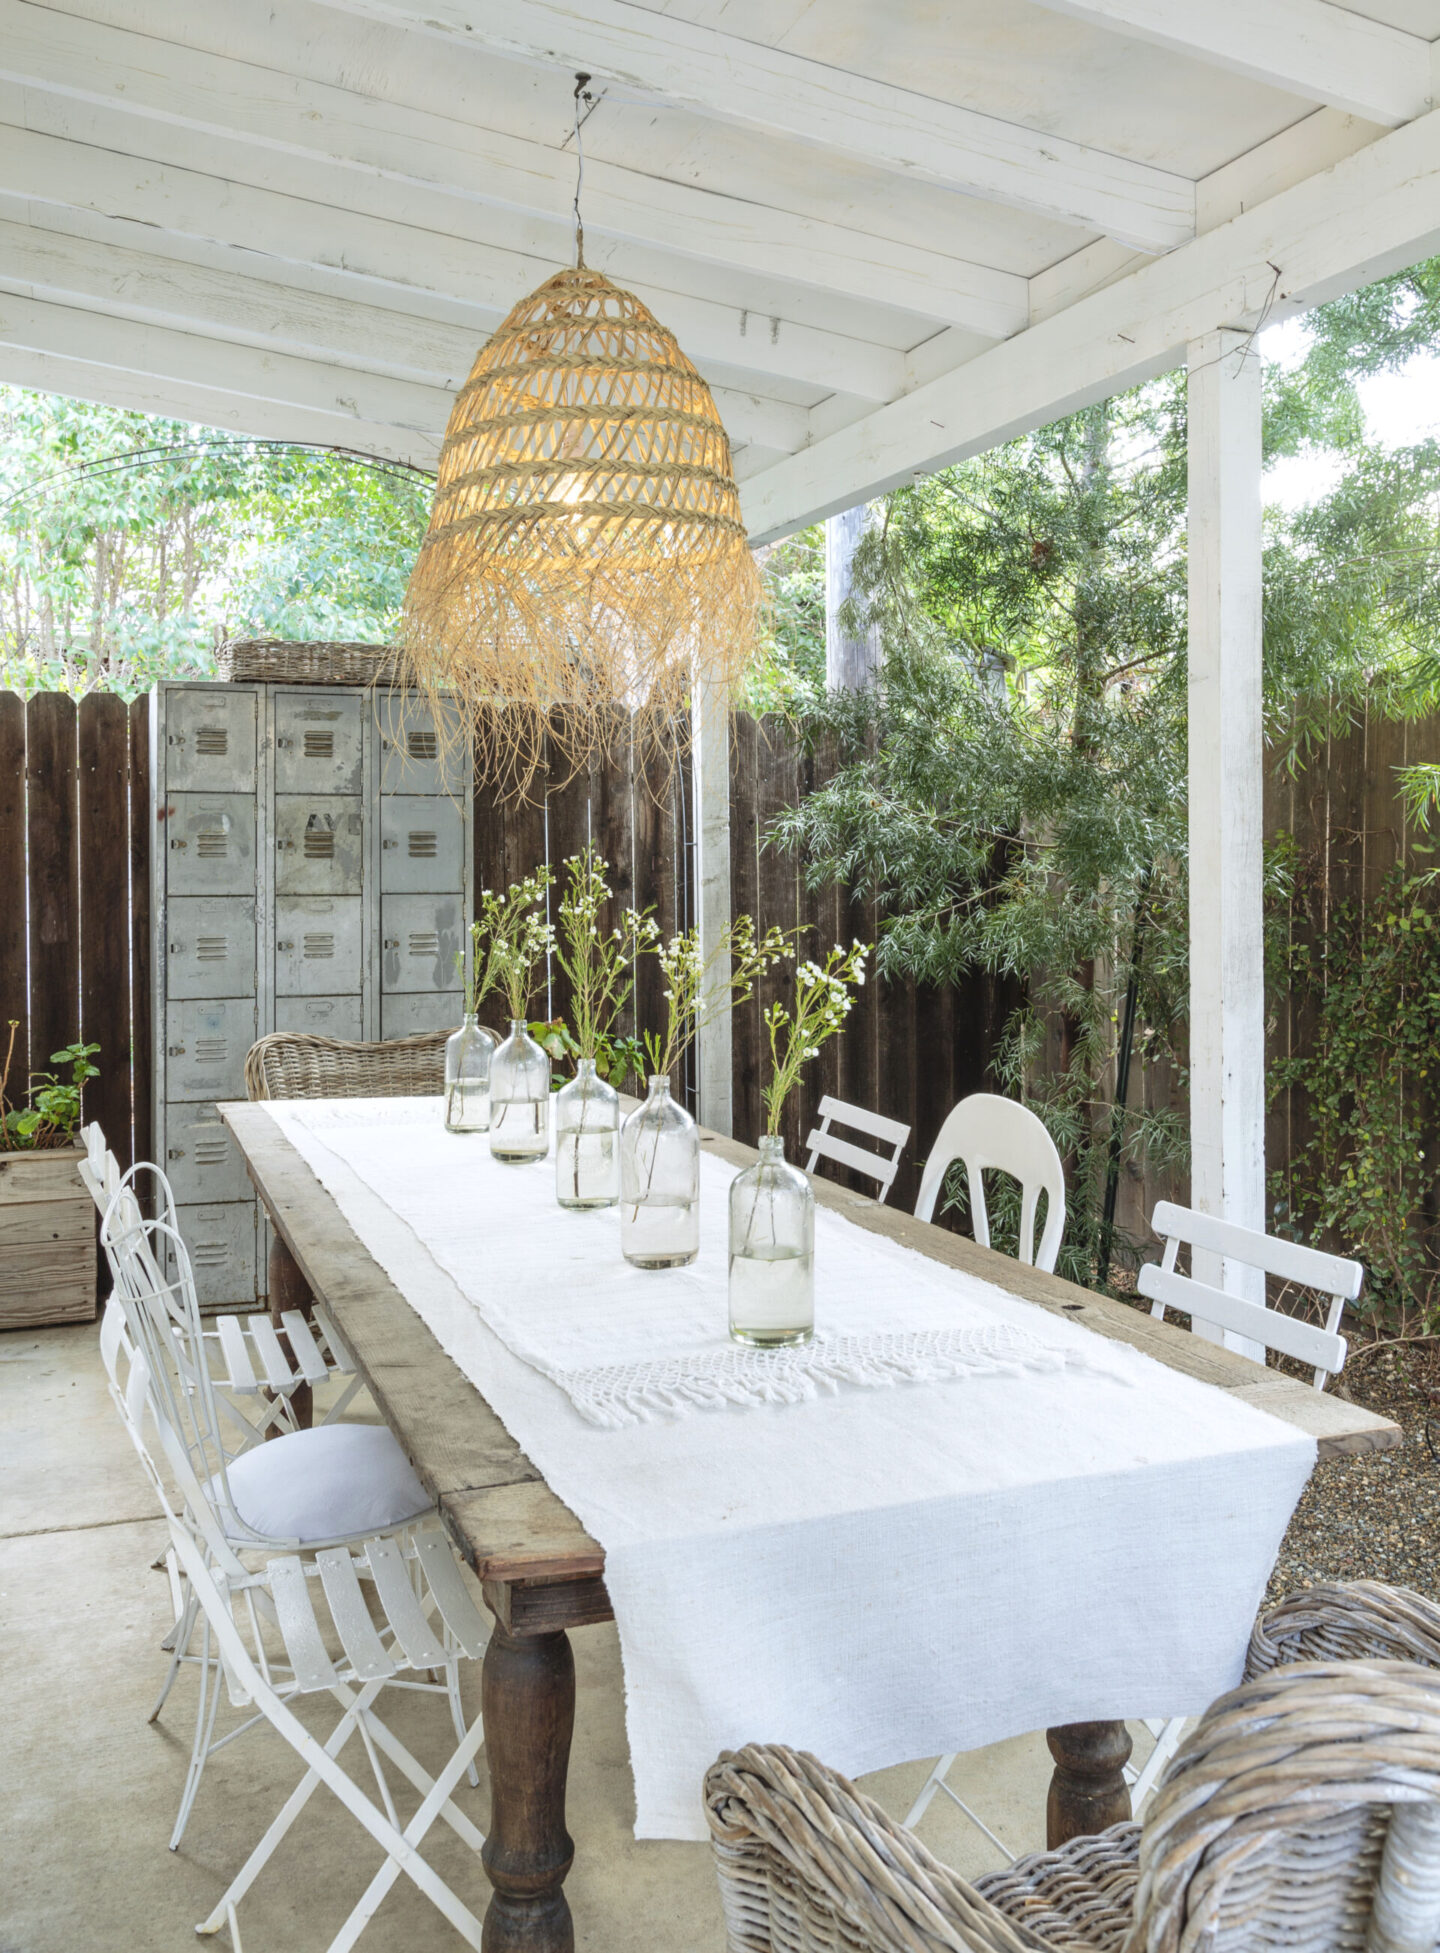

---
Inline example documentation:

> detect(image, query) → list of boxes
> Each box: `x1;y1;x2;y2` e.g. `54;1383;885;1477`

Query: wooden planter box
0;1144;97;1329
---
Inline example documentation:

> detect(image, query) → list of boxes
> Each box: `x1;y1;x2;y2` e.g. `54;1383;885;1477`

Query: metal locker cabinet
163;1104;254;1205
164;998;257;1102
153;663;471;1312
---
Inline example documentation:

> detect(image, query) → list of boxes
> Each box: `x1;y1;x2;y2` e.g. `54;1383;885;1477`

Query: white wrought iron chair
804;1096;910;1204
906;1094;1066;1853
913;1094;1066;1271
1118;1199;1366;1809
101;1283;492;1951
81;1123;364;1437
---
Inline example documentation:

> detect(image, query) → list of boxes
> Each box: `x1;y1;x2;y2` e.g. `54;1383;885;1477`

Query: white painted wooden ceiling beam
741;106;1440;541
0;115;901;401
320;0;1196;250
0;342;440;467
0;213;813;456
0;0;1026;340
1027;0;1433;129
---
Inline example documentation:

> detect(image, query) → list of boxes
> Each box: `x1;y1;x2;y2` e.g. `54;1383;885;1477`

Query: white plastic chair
913;1094;1066;1271
101;1290;491;1950
804;1096;910;1204
906;1094;1066;1853
81;1123;364;1436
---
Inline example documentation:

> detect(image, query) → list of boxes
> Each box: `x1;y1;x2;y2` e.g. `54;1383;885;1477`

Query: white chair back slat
804;1095;911;1205
1138;1263;1348;1377
914;1094;1066;1274
364;1535;450;1670
413;1532;492;1659
268;1555;340;1692
279;1309;332;1386
1142;1202;1361;1389
315;1548;397;1683
1149;1200;1363;1302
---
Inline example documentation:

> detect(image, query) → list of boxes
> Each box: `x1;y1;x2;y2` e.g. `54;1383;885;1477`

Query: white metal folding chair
1120;1200;1365;1810
81;1123;364;1437
804;1095;910;1204
103;1287;491;1949
906;1094;1066;1854
913;1093;1066;1270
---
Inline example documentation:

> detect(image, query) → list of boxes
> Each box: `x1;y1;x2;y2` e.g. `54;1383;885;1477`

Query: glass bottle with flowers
552;847;657;1209
485;870;557;1164
729;942;870;1344
622;917;791;1268
443;913;507;1133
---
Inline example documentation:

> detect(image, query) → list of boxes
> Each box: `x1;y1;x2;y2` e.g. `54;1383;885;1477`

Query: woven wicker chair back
244;1030;450;1101
1247;1578;1440;1676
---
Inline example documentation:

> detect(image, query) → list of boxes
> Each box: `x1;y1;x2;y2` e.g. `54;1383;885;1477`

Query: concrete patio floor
2;1318;1074;1952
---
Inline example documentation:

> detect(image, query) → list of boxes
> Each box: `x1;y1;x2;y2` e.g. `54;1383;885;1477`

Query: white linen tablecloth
267;1098;1317;1840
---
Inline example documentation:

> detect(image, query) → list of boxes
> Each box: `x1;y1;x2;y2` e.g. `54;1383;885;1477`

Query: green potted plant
0;1024;102;1329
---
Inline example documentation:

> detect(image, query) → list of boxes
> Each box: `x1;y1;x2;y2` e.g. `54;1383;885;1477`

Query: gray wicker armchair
707;1581;1440;1953
707;1661;1440;1953
244;1028;454;1101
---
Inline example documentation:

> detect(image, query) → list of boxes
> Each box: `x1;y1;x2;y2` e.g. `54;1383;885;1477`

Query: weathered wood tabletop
220;1098;1399;1952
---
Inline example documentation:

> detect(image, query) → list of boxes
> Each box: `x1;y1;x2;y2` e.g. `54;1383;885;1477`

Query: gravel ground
1267;1344;1440;1604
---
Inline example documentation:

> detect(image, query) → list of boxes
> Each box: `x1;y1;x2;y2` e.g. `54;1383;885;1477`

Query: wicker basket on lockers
215;639;401;687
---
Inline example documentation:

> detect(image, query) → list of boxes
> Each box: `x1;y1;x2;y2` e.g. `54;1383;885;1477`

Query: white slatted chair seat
82;1123;366;1438
804;1096;911;1204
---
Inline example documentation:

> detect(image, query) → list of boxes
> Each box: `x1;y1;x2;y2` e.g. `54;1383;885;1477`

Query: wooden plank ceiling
2;0;1439;536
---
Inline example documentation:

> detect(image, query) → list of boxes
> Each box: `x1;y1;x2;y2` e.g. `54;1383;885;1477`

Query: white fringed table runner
268;1099;1318;1840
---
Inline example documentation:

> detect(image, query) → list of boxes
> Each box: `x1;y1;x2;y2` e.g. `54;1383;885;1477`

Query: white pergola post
1186;327;1265;1352
824;505;881;691
692;671;733;1135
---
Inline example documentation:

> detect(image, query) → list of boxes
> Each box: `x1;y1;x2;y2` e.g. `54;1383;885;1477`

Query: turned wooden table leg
1046;1719;1132;1849
268;1230;314;1434
481;1620;576;1953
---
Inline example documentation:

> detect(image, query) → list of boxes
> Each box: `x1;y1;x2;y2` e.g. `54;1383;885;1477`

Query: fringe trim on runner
557;1322;1131;1430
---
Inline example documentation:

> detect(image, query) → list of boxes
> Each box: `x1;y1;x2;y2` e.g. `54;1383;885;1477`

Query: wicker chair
243;1028;452;1101
706;1658;1440;1953
706;1581;1440;1953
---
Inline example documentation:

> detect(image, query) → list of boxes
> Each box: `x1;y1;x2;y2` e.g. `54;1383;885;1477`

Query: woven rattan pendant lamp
400;77;760;793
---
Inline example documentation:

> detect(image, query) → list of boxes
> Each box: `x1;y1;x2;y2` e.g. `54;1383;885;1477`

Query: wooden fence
2;686;1432;1263
0;691;150;1182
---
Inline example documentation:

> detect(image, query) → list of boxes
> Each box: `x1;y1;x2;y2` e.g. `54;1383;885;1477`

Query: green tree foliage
748;526;826;711
0;387;432;696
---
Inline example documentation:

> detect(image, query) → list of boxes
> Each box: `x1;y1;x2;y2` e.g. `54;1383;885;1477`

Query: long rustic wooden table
220;1099;1400;1952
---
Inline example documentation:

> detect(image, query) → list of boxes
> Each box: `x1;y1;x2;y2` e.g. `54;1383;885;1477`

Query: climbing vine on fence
1272;859;1440;1338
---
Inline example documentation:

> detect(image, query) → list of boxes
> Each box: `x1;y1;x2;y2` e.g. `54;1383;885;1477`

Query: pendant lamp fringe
400;265;760;799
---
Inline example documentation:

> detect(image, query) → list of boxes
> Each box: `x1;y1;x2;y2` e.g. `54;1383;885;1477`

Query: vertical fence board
26;692;79;1078
592;725;636;1043
79;693;133;1174
0;693;27;1092
545;720;594;1032
727;714;762;1142
128;694;153;1181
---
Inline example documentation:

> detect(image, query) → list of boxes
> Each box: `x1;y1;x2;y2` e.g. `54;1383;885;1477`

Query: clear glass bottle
488;1020;551;1164
444;1014;495;1133
728;1134;815;1346
554;1060;621;1209
620;1075;699;1267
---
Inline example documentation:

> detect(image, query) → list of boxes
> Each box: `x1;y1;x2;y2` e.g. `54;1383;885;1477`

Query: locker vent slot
192;1240;229;1268
408;831;438;859
303;933;336;959
303;731;335;759
194;1139;229;1166
303;829;336;861
408;931;440;957
195;727;228;756
195;1039;228;1063
196;830;228;859
405;730;438;760
196;937;228;962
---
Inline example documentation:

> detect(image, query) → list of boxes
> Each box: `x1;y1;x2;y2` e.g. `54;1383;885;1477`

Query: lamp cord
573;72;592;268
